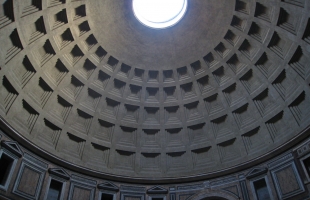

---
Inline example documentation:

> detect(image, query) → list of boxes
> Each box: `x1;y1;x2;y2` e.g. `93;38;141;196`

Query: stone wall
0;127;309;200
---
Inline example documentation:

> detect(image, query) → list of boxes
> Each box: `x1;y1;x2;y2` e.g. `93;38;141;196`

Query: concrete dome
0;0;310;185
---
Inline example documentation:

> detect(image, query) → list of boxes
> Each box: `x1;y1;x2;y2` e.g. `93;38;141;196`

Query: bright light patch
133;0;187;29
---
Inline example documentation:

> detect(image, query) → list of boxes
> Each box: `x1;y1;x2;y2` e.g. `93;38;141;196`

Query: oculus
132;0;187;29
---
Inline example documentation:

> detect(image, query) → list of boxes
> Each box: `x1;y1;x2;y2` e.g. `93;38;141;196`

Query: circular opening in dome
132;0;188;29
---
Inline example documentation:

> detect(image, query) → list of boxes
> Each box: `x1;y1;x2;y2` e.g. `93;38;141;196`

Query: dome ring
132;0;188;29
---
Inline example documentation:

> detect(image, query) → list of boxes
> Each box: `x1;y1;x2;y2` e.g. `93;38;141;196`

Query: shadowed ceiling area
0;0;310;182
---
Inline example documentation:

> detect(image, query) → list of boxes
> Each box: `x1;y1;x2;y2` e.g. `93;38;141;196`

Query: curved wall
0;123;309;199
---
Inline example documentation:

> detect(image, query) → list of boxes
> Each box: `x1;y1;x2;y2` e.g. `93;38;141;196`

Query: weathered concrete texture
0;0;309;183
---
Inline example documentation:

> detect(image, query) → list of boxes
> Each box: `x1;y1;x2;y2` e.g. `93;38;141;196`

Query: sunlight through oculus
133;0;188;29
